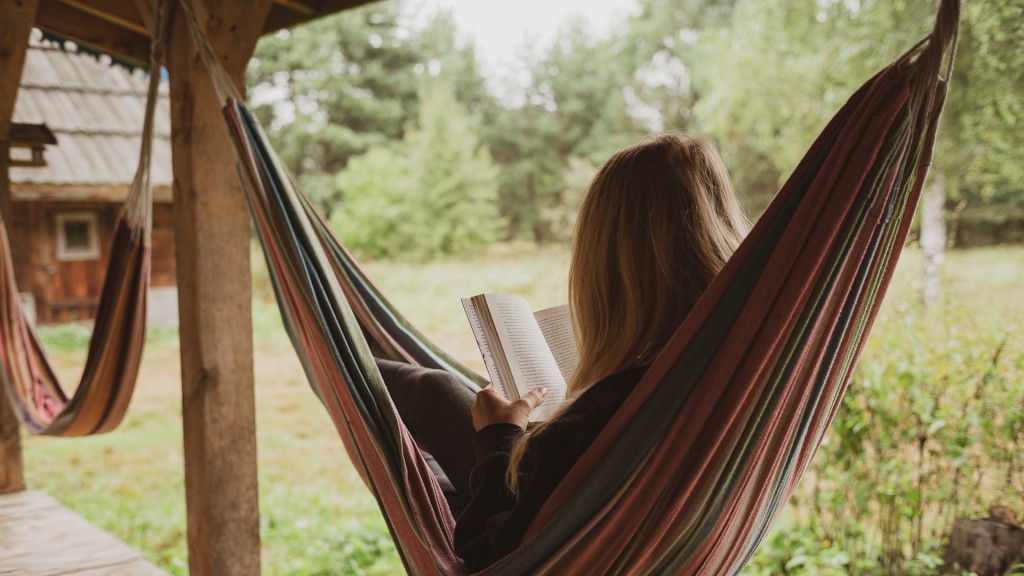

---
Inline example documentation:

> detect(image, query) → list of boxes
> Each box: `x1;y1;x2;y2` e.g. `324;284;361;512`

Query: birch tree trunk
920;172;946;308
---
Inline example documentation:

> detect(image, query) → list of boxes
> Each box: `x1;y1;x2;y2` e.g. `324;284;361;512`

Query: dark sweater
453;366;647;572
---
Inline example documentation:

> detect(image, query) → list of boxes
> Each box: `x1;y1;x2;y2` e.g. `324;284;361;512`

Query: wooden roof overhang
10;122;56;147
9;122;56;168
35;0;378;66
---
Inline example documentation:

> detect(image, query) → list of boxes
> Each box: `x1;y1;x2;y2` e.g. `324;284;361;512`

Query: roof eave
33;0;381;67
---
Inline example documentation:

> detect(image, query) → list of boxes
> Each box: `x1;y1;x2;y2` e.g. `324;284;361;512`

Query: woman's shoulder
580;364;648;400
560;365;648;423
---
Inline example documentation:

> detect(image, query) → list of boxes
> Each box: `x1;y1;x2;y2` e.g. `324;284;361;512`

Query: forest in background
247;0;1023;261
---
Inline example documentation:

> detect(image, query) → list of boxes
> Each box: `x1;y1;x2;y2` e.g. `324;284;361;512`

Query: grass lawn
21;242;1023;574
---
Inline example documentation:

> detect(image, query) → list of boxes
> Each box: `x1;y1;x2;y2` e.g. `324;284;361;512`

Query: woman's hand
471;386;547;431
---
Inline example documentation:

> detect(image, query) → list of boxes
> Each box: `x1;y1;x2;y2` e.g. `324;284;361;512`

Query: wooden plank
0;491;168;575
130;0;158;34
10;203;34;293
36;0;150;67
10;184;174;203
68;560;169;576
0;142;10;227
0;0;39;137
0;0;37;495
263;0;375;34
31;0;377;67
150;203;177;287
167;1;272;574
54;0;149;36
32;203;54;324
274;0;316;17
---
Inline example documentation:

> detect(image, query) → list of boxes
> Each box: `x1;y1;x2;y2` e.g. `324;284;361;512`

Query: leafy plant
747;282;1024;574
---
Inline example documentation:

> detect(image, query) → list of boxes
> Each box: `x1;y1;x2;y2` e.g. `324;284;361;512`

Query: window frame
54;211;101;261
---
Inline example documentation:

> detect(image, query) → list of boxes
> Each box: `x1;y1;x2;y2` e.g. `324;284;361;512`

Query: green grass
23;243;1023;574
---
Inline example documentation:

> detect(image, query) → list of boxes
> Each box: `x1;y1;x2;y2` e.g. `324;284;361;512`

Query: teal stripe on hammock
235;103;405;466
748;105;926;568
729;111;917;572
306;208;487;389
232;104;437;574
736;69;946;567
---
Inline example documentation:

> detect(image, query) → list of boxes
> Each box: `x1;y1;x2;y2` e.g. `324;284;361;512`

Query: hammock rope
0;0;169;436
182;0;960;572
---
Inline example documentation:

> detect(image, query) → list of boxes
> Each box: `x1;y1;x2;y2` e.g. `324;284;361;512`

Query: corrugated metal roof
10;38;172;201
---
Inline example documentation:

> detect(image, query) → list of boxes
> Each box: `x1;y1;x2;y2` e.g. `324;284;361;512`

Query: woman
378;131;749;572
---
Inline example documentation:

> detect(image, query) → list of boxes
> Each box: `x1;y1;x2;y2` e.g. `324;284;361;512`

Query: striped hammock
0;5;167;436
186;0;959;572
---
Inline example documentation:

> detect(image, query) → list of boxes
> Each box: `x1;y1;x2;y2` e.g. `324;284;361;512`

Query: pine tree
248;0;420;217
333;84;501;260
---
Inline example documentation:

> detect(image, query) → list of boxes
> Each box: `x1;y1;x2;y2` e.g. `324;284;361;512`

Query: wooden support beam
166;1;271;574
0;0;39;138
0;142;25;495
54;0;149;36
131;0;159;33
10;183;174;203
263;0;374;34
0;141;12;225
272;0;316;17
0;0;39;495
37;0;150;67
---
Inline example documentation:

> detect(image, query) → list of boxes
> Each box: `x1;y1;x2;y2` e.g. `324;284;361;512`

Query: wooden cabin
9;37;177;326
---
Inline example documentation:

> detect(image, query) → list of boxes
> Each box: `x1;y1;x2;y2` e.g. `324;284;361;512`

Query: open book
462;294;577;422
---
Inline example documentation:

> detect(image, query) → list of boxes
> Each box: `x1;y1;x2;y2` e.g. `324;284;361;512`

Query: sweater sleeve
454;421;576;572
452;366;646;572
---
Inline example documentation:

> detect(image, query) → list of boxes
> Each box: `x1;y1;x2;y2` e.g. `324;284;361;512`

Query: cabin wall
11;199;177;325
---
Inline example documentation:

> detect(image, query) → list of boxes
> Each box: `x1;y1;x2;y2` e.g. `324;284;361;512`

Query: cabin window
55;212;100;261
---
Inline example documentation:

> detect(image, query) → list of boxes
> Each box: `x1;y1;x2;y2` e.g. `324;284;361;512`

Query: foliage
746;284;1024;574
693;0;1024;232
480;18;644;243
478;96;569;243
743;523;854;576
622;0;737;132
248;1;421;218
246;0;1021;248
412;7;492;115
332;83;500;260
938;0;1024;239
695;0;936;210
36;322;92;352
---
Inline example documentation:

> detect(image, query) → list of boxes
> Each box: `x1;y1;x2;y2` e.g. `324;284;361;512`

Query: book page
461;298;509;399
534;305;578;384
484;295;567;421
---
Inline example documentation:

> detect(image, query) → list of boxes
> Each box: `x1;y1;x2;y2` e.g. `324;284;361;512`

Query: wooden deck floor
0;490;169;575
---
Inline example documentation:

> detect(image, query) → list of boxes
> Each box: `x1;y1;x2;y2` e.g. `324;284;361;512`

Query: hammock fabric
0;4;167;436
185;0;959;572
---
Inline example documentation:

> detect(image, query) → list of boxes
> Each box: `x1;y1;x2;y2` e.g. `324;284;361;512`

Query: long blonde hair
507;132;749;493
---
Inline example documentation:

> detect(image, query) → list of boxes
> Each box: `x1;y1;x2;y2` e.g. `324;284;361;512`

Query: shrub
747;294;1023;574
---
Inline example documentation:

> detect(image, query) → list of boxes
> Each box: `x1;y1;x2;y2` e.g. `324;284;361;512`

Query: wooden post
166;1;271;574
0;141;12;225
0;142;24;495
0;0;39;495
